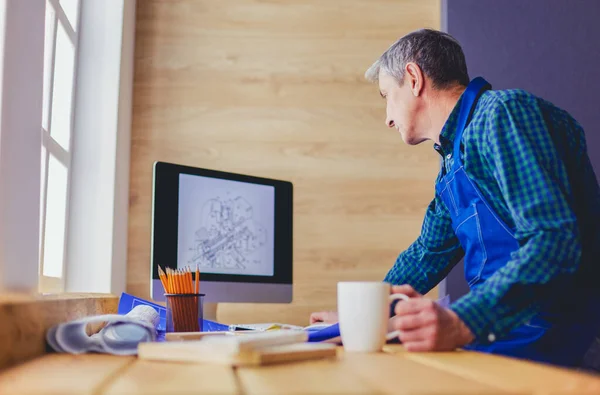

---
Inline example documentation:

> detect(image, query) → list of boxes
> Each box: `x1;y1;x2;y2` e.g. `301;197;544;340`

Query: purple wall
442;0;600;300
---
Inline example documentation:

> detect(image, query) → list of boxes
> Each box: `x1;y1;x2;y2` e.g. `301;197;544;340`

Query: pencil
195;264;200;294
180;269;186;293
186;267;192;294
176;269;182;293
168;268;175;294
158;265;168;293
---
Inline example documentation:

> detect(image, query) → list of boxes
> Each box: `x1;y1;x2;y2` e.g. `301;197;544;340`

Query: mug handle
385;293;409;341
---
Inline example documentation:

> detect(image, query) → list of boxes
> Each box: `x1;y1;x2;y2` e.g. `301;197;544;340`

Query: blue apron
437;77;598;367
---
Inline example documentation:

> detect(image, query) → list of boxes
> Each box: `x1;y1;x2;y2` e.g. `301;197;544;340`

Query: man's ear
405;62;424;97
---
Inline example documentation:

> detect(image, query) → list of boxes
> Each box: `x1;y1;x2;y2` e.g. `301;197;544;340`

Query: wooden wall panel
128;0;441;325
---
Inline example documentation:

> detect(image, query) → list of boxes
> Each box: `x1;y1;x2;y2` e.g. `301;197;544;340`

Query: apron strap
452;77;492;167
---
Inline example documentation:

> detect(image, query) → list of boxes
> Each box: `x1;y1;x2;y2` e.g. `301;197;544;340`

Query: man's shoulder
478;88;580;127
478;88;538;111
466;89;542;144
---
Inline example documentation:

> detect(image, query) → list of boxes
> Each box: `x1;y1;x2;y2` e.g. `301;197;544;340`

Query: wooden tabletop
1;345;600;395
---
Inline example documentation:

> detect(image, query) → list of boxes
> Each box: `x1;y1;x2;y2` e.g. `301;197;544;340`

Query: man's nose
386;118;395;128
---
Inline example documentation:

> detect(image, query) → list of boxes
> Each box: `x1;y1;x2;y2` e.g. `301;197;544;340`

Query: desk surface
1;345;600;395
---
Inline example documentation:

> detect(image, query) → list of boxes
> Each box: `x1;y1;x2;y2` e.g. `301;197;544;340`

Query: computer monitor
150;161;293;304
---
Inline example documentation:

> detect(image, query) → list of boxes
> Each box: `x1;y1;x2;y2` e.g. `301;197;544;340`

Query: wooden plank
134;79;379;109
404;349;600;394
237;347;506;395
129;141;437;183
130;107;403;144
0;294;118;370
102;360;239;395
134;38;402;81
0;354;133;395
134;0;440;40
138;332;336;367
237;350;379;395
340;348;510;395
165;331;231;341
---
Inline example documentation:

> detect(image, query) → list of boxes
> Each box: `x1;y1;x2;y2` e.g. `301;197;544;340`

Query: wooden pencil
184;268;192;328
158;265;168;292
184;268;189;293
173;269;183;329
168;268;174;293
178;269;182;292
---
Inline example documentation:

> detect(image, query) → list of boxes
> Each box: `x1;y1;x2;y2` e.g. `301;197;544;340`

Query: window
0;0;131;294
39;0;81;293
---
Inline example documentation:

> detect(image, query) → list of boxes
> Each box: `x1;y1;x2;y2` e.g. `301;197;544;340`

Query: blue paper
203;320;230;332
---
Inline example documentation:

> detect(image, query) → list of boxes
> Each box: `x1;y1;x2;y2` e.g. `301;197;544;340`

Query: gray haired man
311;29;600;368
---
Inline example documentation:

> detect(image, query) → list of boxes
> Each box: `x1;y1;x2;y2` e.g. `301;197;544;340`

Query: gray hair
365;29;469;89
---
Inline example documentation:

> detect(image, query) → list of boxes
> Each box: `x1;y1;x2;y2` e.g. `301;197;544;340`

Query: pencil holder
165;293;205;332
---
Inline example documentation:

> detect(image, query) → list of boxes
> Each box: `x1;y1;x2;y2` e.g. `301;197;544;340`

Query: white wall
0;0;45;292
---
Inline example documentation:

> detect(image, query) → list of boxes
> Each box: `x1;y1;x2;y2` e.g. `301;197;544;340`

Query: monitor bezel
151;161;293;286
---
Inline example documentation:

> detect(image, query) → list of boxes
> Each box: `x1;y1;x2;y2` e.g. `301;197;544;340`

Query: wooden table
1;345;599;395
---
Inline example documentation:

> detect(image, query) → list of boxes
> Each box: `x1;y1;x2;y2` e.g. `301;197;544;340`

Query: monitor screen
150;161;293;303
177;174;275;277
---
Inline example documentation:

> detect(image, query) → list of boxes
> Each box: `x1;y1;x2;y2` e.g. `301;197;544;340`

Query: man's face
378;70;423;145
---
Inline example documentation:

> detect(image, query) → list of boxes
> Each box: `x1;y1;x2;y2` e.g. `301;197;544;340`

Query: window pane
42;154;68;278
49;21;74;150
39;275;63;294
42;3;56;131
59;0;79;31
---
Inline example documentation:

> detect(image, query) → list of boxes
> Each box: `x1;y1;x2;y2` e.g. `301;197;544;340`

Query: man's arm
384;190;464;294
450;97;581;343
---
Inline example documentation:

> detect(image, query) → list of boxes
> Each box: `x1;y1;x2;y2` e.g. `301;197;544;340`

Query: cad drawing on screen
188;191;268;273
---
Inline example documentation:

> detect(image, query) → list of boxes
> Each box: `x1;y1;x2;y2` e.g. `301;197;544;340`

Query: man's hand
309;311;338;324
390;285;474;351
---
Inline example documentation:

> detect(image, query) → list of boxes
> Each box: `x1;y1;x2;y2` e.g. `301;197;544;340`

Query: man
310;28;600;368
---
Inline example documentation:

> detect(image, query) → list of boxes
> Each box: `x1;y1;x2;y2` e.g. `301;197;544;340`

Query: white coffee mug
337;281;408;352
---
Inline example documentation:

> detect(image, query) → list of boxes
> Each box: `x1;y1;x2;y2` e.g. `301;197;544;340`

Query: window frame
39;0;82;293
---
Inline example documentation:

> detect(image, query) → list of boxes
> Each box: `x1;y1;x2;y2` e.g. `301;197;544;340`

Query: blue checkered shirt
384;88;600;343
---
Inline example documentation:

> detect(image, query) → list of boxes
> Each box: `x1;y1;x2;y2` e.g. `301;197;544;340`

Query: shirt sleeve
384;189;464;295
450;97;582;342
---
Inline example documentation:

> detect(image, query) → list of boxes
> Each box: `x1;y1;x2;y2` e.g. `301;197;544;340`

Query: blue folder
305;322;401;344
306;323;341;343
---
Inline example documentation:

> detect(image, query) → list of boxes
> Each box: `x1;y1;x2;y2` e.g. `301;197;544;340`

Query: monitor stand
204;302;218;321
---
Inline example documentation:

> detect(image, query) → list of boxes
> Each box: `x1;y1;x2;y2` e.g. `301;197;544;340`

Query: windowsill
0;292;119;370
0;292;115;302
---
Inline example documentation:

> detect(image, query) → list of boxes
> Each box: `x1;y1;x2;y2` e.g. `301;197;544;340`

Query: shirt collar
434;95;463;157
